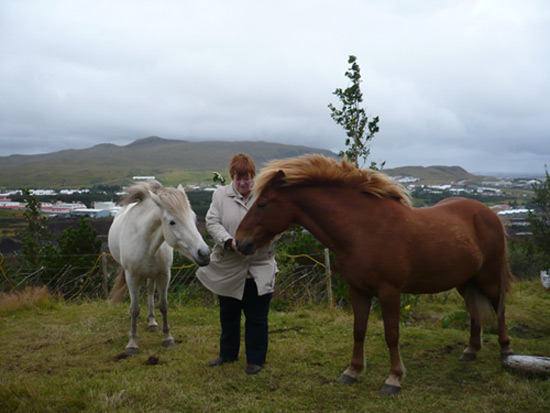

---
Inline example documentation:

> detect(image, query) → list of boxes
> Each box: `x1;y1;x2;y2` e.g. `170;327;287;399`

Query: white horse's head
148;184;210;267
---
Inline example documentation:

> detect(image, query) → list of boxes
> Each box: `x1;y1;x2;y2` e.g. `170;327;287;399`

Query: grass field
1;281;549;412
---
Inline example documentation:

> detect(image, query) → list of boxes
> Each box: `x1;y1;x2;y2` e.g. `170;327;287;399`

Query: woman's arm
205;188;233;247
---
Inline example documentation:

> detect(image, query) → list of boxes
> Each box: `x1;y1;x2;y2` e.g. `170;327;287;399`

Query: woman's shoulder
213;184;237;198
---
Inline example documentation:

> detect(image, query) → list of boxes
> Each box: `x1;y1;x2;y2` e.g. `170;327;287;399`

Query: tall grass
0;286;60;314
1;280;549;412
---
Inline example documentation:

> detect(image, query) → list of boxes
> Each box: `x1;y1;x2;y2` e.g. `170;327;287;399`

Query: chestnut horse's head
236;170;294;255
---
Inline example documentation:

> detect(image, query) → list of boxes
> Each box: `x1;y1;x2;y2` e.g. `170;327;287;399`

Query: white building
93;201;122;216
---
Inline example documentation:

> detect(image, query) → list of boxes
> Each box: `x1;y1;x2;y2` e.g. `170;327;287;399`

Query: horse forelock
253;154;412;206
158;186;192;220
121;181;192;219
121;181;158;206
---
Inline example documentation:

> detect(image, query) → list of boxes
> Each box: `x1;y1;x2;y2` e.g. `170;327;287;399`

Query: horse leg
157;273;175;348
460;270;514;361
489;264;513;358
478;276;513;359
378;289;404;395
126;275;140;355
337;285;372;385
457;284;483;361
459;317;482;361
146;279;159;332
497;307;513;359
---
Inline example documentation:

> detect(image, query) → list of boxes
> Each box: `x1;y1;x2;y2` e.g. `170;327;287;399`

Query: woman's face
233;174;254;198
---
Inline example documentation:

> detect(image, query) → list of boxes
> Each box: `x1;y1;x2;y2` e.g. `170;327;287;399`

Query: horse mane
253;154;412;206
122;180;191;217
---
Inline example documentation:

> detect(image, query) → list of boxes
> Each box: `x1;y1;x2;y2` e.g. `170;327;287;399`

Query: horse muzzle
236;238;256;256
194;247;211;267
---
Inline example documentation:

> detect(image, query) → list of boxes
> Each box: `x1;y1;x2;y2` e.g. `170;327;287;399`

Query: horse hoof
147;325;160;333
500;352;514;361
162;339;176;348
381;384;401;395
126;347;139;356
459;352;477;361
336;373;358;385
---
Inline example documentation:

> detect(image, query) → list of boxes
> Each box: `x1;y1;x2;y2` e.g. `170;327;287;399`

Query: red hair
229;153;256;179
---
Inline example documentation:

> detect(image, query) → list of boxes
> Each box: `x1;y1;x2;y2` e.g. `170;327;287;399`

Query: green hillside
384;165;493;185
0;136;492;188
0;137;337;188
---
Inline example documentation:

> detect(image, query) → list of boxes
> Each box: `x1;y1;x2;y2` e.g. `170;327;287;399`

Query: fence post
324;248;334;309
102;252;109;299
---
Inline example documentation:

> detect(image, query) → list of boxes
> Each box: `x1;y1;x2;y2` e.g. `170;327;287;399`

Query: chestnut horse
235;155;513;394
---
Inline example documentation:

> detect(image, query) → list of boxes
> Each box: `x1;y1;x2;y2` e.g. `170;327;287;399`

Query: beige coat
196;182;277;299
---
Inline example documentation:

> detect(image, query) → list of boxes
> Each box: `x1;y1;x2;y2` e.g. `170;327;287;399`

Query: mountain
383;165;490;185
0;137;338;188
0;136;493;188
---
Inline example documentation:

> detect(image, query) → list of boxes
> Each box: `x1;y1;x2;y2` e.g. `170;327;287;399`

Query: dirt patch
114;353;128;362
144;355;160;366
442;344;459;354
317;375;331;384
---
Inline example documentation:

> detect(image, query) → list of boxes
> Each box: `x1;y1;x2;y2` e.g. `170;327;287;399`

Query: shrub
508;239;550;279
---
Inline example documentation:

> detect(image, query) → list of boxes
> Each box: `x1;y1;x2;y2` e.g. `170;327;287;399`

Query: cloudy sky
1;0;548;175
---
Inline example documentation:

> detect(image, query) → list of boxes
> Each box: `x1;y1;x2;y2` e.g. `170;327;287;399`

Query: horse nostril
196;248;210;266
237;239;255;255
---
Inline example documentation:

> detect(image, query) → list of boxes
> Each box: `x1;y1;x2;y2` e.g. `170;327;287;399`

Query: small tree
328;55;382;169
528;167;550;256
18;189;52;269
56;217;102;271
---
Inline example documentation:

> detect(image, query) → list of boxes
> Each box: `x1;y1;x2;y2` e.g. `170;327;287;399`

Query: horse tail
465;236;515;323
497;241;515;317
464;282;495;325
109;268;128;307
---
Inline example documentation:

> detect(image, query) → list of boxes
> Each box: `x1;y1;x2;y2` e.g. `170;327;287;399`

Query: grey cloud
1;0;548;174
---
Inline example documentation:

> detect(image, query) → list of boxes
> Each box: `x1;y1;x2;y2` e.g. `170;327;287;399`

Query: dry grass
0;286;60;314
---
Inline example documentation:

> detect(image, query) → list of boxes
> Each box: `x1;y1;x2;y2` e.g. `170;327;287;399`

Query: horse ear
148;190;164;209
177;184;186;194
270;170;286;187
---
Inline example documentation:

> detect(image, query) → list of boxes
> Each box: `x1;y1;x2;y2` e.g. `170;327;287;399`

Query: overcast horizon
1;0;549;175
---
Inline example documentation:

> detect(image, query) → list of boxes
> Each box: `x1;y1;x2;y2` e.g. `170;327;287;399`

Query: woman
197;153;278;375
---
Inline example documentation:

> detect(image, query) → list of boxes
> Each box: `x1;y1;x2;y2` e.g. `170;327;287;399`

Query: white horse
108;180;210;355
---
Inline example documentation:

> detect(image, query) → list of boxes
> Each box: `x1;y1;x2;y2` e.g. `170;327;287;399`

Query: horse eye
257;203;266;209
169;220;176;226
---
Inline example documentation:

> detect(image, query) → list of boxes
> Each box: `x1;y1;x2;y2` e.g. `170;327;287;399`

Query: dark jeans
218;278;272;365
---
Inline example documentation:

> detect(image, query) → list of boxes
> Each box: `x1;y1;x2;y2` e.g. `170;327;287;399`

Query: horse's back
395;197;508;293
432;197;492;215
431;197;505;243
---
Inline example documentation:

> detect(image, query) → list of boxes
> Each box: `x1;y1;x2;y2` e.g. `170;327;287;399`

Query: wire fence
0;250;342;309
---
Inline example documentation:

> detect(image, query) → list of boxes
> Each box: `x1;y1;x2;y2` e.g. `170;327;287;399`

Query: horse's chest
122;245;173;275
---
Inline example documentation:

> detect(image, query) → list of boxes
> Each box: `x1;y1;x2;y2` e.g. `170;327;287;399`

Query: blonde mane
253;155;412;206
122;180;191;218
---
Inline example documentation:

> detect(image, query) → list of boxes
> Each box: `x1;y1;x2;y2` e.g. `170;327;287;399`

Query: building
497;208;532;236
71;208;112;218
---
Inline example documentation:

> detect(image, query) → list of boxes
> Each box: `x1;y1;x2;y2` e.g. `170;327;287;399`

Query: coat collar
228;181;255;207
